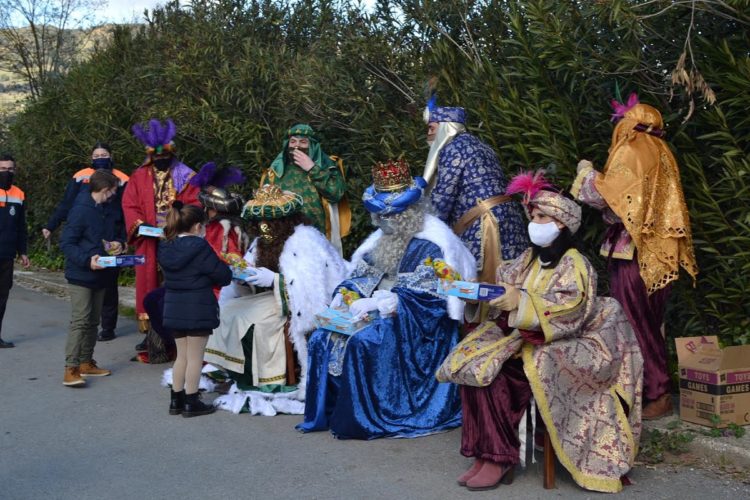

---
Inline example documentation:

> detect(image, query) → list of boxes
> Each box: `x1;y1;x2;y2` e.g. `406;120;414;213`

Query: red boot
465;461;514;491
457;459;484;486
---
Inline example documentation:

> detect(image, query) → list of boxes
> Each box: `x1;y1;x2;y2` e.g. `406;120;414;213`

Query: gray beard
371;231;412;276
370;203;427;276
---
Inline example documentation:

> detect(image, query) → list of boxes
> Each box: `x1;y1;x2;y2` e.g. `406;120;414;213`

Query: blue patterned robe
296;238;462;439
431;133;528;265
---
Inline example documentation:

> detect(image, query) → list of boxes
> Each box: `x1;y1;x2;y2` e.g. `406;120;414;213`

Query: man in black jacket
60;170;124;386
0;154;30;348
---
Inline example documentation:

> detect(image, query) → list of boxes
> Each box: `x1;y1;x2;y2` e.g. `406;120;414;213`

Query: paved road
1;287;748;499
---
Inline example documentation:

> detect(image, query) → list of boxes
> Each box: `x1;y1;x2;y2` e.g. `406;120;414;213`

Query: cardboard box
138;225;164;237
676;336;750;428
437;279;505;301
314;308;379;336
98;255;146;267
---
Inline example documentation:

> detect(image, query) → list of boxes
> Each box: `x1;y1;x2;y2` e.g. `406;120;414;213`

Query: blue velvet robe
296;238;462;439
431;133;529;264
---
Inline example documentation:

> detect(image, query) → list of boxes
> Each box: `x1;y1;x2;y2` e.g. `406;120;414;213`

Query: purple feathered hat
190;162;247;215
131;118;178;154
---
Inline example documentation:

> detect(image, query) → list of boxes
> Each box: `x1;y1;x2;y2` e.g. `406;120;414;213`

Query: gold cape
594;103;698;293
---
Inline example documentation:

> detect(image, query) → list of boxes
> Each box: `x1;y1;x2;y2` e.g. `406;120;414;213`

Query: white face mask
528;221;561;248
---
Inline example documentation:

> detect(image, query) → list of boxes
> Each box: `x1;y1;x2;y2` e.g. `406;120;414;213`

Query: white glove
373;290;399;316
577;159;593;174
329;293;345;310
246;267;276;288
349;297;379;320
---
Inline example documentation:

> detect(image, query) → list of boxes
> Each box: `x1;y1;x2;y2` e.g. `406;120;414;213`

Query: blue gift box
437;279;505;301
231;267;256;281
138;225;164;237
314;307;379;336
99;255;146;268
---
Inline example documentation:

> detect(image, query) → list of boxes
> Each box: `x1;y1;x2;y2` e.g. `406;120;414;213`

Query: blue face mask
92;158;112;170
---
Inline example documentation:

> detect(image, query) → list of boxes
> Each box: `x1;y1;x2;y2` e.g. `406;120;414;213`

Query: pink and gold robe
495;248;643;493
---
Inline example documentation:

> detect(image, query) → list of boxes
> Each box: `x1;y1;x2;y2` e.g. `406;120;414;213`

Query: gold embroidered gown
461;248;643;493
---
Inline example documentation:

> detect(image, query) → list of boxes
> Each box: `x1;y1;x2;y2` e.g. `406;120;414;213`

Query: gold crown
372;159;411;192
242;184;303;221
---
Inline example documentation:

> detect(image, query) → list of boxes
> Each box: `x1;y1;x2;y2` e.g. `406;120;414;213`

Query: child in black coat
158;201;232;417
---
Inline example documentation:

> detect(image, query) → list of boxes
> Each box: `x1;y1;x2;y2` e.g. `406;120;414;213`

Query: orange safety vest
0;185;25;208
73;167;130;186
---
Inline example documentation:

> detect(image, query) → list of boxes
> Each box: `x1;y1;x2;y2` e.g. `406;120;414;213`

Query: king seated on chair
296;159;476;439
204;185;347;416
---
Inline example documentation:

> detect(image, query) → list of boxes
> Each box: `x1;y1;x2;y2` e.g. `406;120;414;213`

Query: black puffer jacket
158;236;232;330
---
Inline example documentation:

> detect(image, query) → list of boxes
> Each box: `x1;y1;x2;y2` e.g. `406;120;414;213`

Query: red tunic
205;220;245;299
122;163;200;316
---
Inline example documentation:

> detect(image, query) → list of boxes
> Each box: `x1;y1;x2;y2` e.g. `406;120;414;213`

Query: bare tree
0;0;104;99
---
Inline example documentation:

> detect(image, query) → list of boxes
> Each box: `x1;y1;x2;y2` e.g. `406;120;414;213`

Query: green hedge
5;0;749;346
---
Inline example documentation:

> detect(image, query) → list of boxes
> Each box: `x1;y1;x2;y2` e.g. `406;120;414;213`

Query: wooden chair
283;322;299;385
543;429;556;489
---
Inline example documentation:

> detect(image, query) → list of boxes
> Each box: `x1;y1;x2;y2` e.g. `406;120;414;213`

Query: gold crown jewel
372;159;412;192
243;184;303;221
254;184;284;202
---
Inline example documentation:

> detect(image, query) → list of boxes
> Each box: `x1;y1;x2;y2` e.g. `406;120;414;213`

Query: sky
99;0;376;23
100;0;165;23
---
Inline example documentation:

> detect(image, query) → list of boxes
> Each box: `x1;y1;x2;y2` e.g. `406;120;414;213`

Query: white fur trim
349;214;476;321
211;381;306;416
279;225;349;389
218;219;232;253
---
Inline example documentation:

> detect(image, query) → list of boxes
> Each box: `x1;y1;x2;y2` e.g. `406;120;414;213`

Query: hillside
0;24;117;113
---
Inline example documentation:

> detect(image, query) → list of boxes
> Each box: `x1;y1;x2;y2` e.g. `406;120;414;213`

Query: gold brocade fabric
153;169;176;227
595;104;698;293
492;249;644;492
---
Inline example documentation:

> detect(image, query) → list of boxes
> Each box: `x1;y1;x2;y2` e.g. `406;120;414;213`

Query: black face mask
0;171;13;190
153;157;173;171
92;158;112;170
286;146;310;164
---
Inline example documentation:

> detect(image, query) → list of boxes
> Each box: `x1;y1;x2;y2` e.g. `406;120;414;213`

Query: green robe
266;155;346;234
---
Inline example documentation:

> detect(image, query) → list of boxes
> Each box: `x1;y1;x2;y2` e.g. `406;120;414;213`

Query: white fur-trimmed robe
208;224;347;415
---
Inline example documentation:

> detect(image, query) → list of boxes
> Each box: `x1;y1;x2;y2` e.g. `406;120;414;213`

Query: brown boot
642;393;673;420
63;366;86;387
80;360;112;377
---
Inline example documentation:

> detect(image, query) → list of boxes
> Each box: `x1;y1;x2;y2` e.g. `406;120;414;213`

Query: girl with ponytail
158;200;232;417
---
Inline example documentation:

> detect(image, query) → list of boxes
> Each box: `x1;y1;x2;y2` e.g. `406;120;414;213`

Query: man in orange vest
0;153;30;348
42;143;129;341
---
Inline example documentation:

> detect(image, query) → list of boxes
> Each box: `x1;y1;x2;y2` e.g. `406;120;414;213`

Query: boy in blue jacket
60;170;124;386
43;142;129;341
0;154;30;348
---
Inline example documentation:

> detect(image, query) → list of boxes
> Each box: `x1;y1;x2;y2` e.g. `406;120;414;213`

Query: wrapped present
138;225;164;237
437;279;505;301
99;255;146;267
231;267;256;281
314;307;379;336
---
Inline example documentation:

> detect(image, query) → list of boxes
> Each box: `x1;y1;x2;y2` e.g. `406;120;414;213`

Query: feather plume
610;92;639;122
131;123;149;145
423;93;438;123
163;119;177;144
132;118;179;147
146;118;161;147
506;170;552;205
190;162;217;188
212;166;246;189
